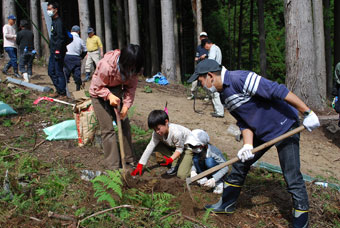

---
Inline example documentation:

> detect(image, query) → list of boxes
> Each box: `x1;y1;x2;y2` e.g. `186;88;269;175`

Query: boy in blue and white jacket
188;59;320;228
185;129;228;194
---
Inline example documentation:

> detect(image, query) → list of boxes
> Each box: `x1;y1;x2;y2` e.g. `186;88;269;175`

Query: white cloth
3;24;16;48
85;49;101;72
208;44;222;64
66;32;87;56
138;123;192;165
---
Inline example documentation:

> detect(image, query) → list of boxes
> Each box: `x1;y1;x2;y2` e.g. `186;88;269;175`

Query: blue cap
187;59;222;83
8;15;16;20
71;25;80;32
87;27;94;34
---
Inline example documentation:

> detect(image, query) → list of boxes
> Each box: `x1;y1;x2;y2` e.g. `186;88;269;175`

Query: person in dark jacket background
16;20;35;82
47;2;67;98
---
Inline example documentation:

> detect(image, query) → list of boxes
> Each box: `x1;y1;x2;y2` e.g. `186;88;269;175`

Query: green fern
91;170;123;207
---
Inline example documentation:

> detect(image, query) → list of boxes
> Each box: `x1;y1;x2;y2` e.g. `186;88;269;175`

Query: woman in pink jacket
89;44;144;170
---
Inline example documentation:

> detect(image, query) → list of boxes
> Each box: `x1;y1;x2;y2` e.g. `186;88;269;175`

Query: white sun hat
185;129;210;146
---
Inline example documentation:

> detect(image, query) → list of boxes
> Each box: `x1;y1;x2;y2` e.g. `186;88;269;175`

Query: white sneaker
23;73;29;82
187;94;194;100
213;182;223;194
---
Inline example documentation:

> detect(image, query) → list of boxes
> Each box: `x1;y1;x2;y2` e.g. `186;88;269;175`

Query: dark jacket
16;29;34;53
50;16;67;54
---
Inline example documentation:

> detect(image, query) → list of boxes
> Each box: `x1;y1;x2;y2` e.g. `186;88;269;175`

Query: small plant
24;121;31;127
91;170;123;207
143;85;152;93
2;119;12;127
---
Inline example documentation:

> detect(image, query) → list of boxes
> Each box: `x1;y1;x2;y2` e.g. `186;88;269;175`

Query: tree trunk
258;0;267;77
227;0;232;68
2;0;16;29
160;0;176;82
196;0;202;45
233;0;237;69
124;0;130;44
40;0;49;64
334;0;340;65
237;0;244;69
191;0;198;49
103;0;112;51
149;0;160;75
116;0;126;49
323;0;332;96
173;0;181;82
284;0;323;110
30;0;41;56
78;0;90;41
128;0;139;45
94;0;104;44
312;0;326;105
249;0;254;71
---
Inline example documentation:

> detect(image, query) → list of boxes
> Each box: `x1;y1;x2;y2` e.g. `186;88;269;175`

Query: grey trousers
91;87;135;169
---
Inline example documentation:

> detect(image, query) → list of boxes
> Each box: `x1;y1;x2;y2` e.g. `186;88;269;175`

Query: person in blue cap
2;15;21;78
64;25;87;91
188;59;320;228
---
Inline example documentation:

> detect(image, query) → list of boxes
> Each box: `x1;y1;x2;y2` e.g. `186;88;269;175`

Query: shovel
114;106;126;172
185;125;305;202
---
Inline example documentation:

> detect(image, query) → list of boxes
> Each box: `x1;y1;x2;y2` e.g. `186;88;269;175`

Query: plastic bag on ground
43;119;78;141
0;101;17;116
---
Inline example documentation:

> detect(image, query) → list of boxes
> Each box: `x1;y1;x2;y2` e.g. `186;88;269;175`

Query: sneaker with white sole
23;73;29;82
213;182;223;194
187;94;194;100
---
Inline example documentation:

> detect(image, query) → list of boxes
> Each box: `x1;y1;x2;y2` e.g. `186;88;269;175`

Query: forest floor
0;62;339;227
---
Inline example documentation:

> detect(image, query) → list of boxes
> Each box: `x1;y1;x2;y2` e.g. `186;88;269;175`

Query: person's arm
100;47;104;57
89;61;112;100
284;92;310;114
98;37;104;57
208;47;217;61
210;146;228;182
138;133;160;165
16;32;21;46
55;19;66;52
4;26;16;39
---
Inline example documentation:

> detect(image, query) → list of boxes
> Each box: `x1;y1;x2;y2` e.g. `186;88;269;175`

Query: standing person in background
83;27;104;82
187;32;209;100
202;39;224;118
89;44;144;170
47;2;67;98
64;25;87;91
16;20;35;82
2;15;20;78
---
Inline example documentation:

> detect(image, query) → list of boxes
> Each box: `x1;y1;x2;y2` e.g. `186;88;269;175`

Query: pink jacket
89;50;138;108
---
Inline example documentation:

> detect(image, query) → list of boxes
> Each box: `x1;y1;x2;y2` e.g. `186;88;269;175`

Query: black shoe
166;166;178;176
2;64;10;75
211;113;224;118
204;182;241;213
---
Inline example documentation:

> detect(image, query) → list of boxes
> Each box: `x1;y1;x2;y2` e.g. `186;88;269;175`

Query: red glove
160;156;173;166
131;163;143;176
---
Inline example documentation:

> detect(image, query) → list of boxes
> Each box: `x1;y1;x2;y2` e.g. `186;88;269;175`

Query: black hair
48;2;59;9
201;39;212;47
147;110;169;129
20;20;28;28
119;44;144;79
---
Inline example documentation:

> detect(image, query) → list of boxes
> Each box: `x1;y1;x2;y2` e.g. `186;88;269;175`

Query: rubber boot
204;182;241;213
293;209;308;228
2;64;10;75
23;73;29;82
83;72;91;82
13;68;21;78
76;83;81;91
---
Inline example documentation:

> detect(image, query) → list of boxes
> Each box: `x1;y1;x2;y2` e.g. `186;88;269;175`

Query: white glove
303;111;320;132
203;178;216;188
190;171;198;178
197;177;208;185
237;144;254;162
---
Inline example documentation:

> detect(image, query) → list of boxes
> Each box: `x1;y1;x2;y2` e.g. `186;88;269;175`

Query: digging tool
185;125;305;201
33;96;75;107
114;106;126;172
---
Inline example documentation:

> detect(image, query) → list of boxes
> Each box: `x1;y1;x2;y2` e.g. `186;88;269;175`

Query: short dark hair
119;44;145;79
147;110;169;129
48;2;59;9
20;20;28;28
201;39;212;47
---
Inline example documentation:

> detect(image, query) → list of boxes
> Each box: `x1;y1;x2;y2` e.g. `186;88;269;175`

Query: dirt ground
1;62;340;227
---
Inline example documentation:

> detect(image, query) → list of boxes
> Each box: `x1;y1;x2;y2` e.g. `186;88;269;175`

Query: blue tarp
0;101;17;116
146;72;169;85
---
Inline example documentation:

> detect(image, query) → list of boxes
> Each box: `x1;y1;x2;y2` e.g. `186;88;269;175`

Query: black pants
19;51;35;75
63;54;82;87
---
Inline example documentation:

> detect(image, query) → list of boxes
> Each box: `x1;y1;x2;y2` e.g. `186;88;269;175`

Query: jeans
64;55;82;86
4;47;18;69
193;156;218;175
226;122;309;211
48;53;66;95
19;51;35;75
